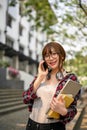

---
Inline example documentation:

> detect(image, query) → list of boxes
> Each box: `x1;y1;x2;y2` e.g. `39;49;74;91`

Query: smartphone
43;62;48;70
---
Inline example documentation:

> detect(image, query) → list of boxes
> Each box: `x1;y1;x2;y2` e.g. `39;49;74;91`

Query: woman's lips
49;61;57;66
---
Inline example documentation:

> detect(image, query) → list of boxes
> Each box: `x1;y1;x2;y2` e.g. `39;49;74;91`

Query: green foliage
65;51;87;86
0;60;10;68
23;0;58;30
9;0;87;43
82;80;87;87
9;0;87;61
9;0;17;6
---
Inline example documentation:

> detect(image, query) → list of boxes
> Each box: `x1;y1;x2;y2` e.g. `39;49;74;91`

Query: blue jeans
26;118;66;130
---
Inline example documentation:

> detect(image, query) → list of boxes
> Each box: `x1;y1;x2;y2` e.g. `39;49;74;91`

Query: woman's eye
45;55;49;57
52;52;57;55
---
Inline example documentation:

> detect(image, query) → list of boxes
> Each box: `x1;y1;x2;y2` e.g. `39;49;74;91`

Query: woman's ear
62;57;64;61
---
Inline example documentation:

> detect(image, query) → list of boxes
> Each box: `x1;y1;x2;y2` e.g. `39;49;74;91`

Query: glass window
19;44;24;53
7;14;12;27
6;36;14;48
19;24;23;36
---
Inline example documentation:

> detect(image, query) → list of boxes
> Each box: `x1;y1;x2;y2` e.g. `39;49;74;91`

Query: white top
30;82;59;123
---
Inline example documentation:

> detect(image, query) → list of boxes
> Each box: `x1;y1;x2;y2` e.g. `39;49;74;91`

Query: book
47;94;74;119
46;79;82;119
59;79;82;97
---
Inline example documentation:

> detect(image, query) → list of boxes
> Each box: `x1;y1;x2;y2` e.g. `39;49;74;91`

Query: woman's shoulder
65;71;78;82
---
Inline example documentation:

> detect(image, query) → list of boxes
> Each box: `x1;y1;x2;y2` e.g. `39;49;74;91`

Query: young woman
23;41;80;130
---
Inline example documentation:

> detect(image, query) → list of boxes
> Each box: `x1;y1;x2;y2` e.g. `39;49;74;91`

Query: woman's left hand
50;95;68;116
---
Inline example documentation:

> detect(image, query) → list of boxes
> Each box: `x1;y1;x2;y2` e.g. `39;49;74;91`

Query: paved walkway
79;93;87;130
0;108;29;130
0;107;84;130
0;94;87;130
80;105;87;130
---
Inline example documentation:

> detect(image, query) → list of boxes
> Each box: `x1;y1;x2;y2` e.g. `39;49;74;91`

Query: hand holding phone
43;62;48;70
43;61;52;72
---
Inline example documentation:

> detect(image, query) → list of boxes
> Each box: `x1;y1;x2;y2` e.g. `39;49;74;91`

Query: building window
29;49;32;57
19;24;23;36
7;14;12;27
0;3;2;8
0;30;1;39
36;54;38;60
28;32;32;42
6;37;14;48
19;44;24;53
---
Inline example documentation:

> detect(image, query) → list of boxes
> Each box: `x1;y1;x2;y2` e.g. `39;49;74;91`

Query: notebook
59;79;82;97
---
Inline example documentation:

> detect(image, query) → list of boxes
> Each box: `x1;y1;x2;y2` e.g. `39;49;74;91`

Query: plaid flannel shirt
23;73;81;124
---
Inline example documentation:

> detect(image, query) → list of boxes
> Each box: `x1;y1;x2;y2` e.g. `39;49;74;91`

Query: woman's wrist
37;73;45;81
61;108;68;116
33;74;44;93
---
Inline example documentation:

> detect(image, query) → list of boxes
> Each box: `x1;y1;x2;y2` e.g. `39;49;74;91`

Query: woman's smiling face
44;48;59;70
42;42;66;71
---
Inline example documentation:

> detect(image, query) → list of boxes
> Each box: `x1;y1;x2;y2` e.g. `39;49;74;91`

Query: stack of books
46;79;82;119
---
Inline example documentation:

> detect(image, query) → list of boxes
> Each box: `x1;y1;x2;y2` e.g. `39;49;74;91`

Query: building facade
0;0;47;76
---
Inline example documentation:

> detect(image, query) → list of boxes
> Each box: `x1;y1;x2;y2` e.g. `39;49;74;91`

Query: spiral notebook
59;79;82;97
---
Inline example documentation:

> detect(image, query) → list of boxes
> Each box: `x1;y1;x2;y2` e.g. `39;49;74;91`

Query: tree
9;0;58;36
20;0;58;33
22;0;87;54
64;49;87;86
9;0;87;84
9;0;87;57
9;0;87;42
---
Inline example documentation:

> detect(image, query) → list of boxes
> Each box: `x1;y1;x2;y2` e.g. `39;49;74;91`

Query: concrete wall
19;70;34;90
0;68;24;89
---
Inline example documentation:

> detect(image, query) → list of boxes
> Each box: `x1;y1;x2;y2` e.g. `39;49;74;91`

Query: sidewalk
0;108;29;130
66;102;86;130
0;100;86;130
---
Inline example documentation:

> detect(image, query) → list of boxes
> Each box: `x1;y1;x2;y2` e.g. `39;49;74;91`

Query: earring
56;72;64;80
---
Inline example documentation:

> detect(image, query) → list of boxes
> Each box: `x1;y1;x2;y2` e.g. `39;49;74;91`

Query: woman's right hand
33;60;48;93
38;60;48;80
